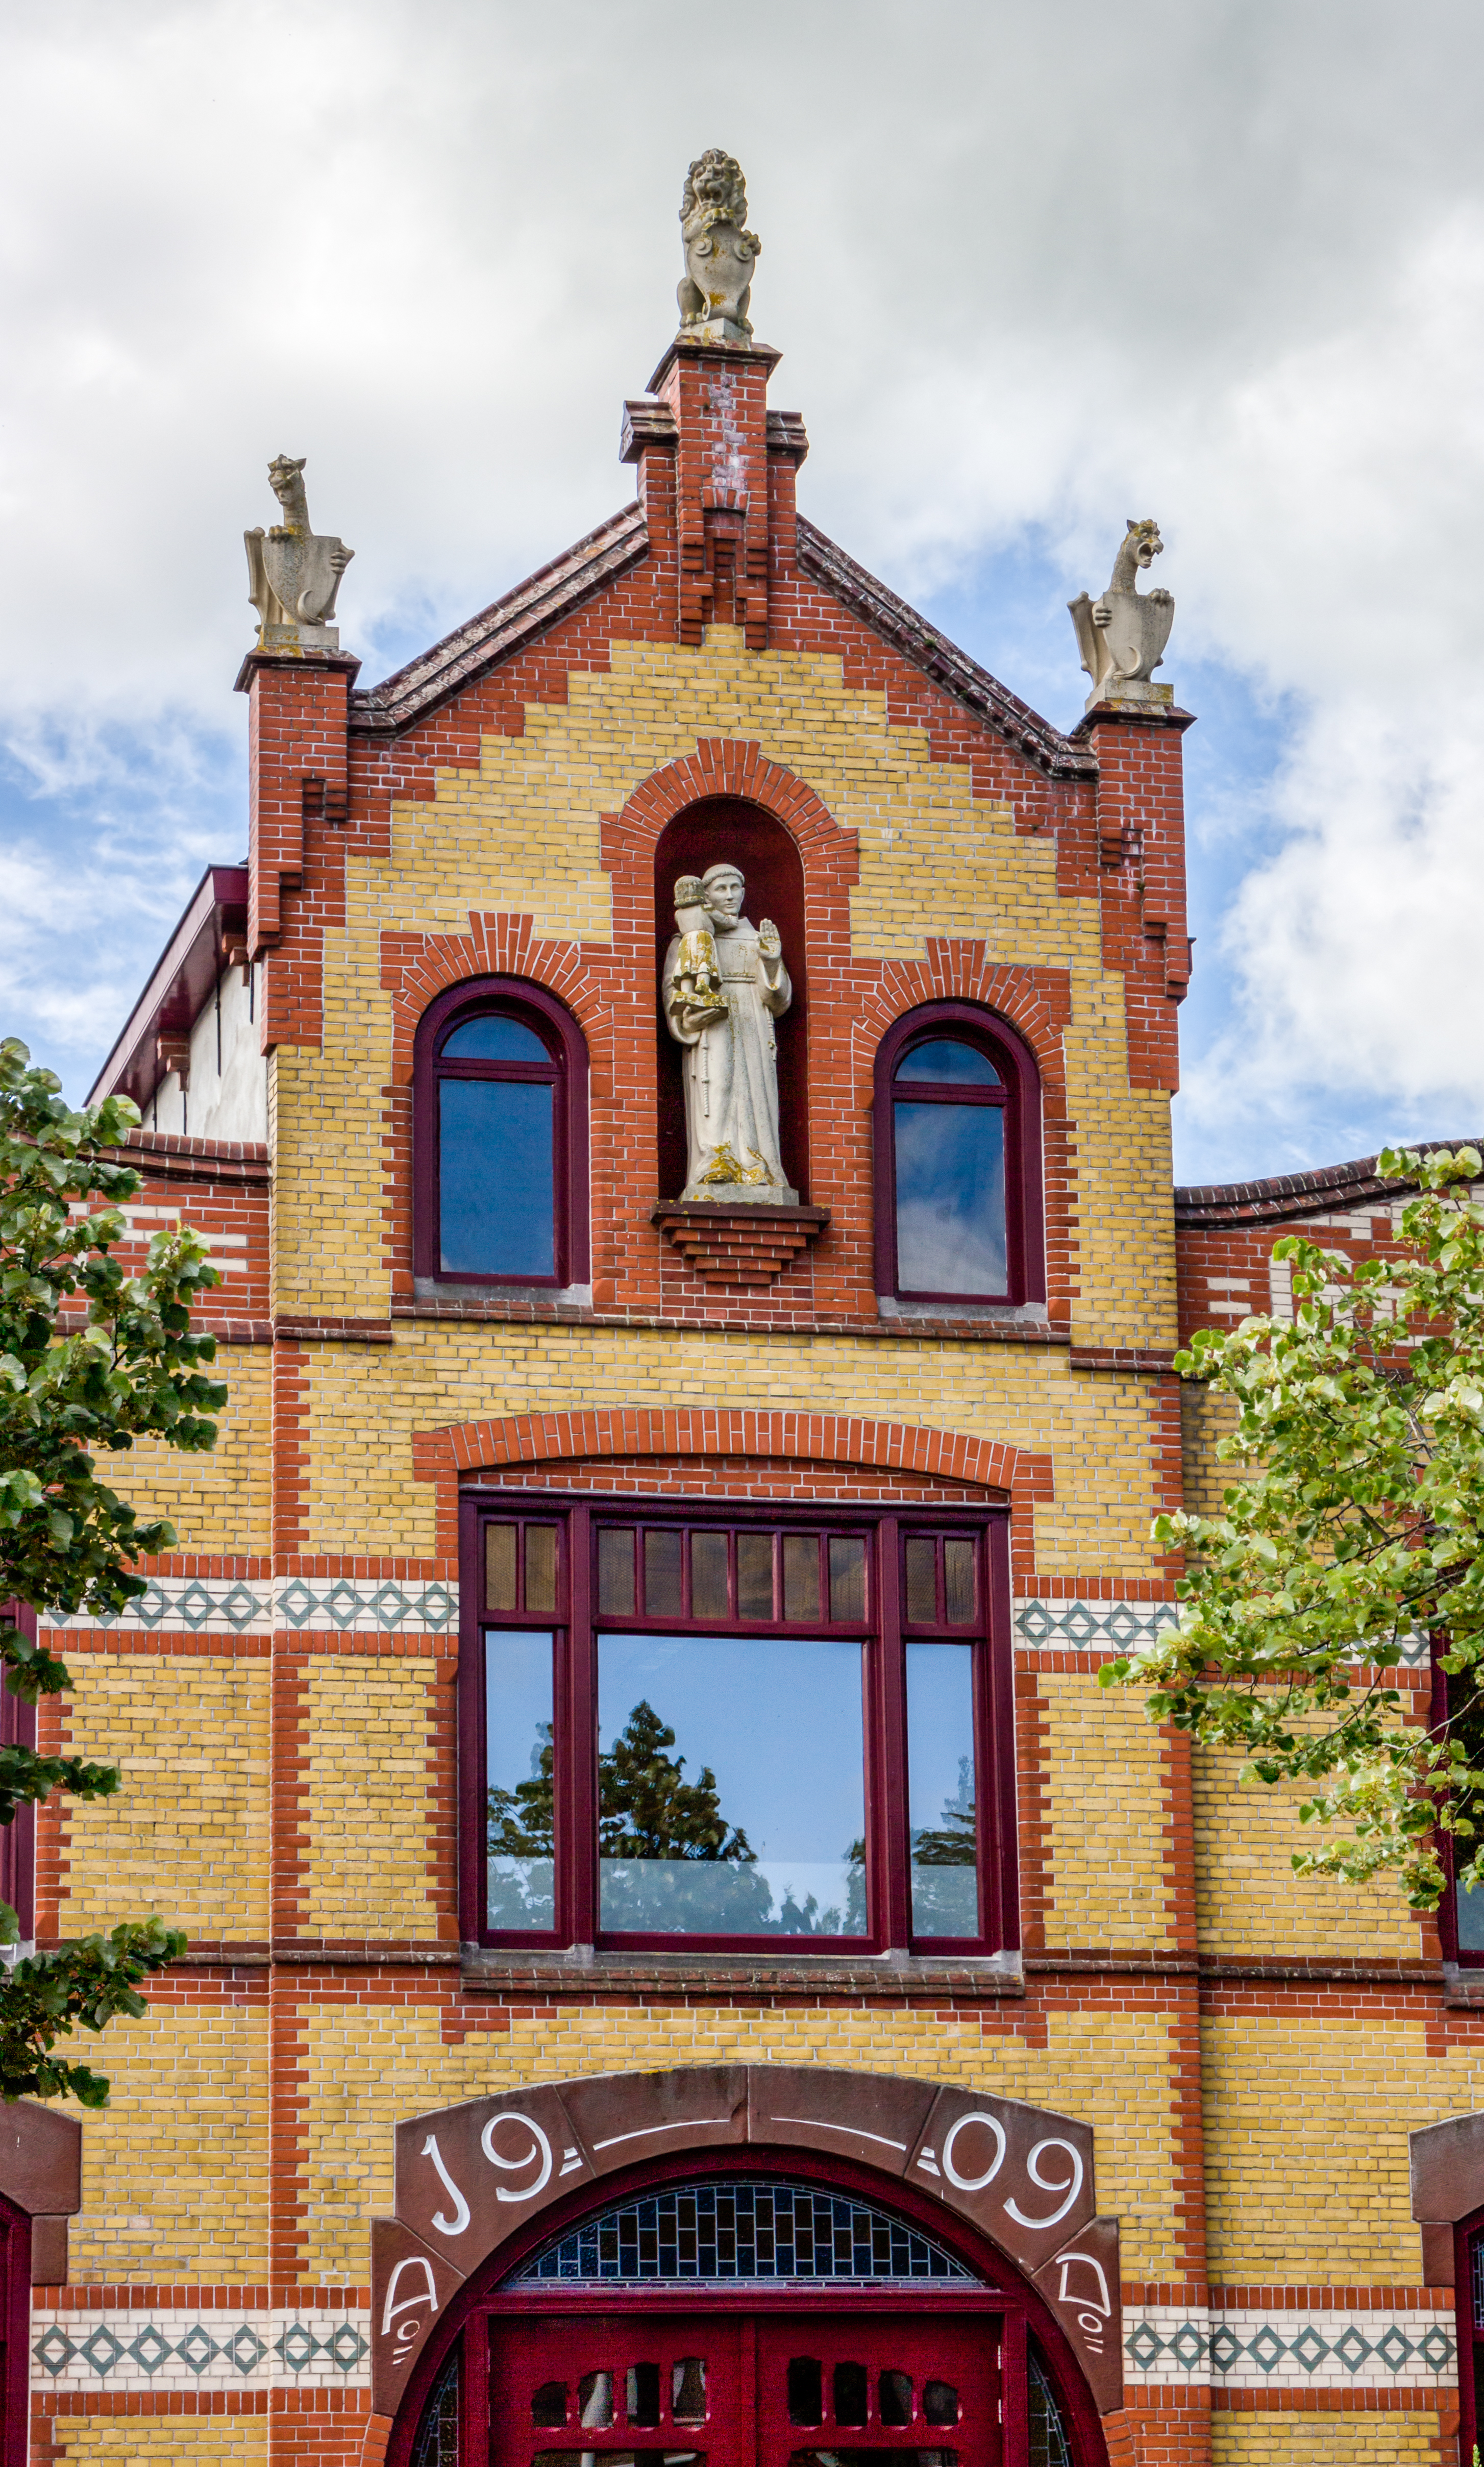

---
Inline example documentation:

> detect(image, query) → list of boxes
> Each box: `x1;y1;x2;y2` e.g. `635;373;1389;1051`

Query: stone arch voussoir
369;2064;1121;2442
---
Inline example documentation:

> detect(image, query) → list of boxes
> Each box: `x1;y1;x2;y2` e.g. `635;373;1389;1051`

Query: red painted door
755;2313;1001;2467
488;2314;754;2467
487;2313;1002;2467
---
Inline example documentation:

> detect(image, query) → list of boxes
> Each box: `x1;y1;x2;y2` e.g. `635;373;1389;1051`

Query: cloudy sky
1;0;1479;1184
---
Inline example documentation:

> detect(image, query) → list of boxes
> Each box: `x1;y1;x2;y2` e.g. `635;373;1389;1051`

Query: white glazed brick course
1124;2303;1456;2390
31;2304;370;2389
40;1575;458;1637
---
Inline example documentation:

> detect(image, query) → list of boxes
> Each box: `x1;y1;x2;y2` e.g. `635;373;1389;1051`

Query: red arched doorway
372;2068;1120;2467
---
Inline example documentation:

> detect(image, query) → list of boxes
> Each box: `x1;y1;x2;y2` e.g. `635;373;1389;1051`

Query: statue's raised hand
758;918;782;960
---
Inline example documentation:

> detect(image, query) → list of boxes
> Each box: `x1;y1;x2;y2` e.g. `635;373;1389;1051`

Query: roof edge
348;502;647;738
793;517;1096;781
88;866;249;1115
1174;1137;1484;1227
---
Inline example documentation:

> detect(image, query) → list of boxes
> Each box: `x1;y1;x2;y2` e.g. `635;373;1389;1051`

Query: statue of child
670;875;726;1015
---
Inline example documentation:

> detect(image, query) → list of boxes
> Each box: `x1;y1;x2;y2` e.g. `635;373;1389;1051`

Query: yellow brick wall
50;2430;267;2467
59;1654;268;1941
1038;1676;1173;1950
1202;2010;1484;2283
301;1323;1166;1580
266;631;1176;1346
1180;1378;1242;1518
92;1340;270;1554
299;2002;1182;2285
68;2002;268;2280
302;1654;441;1938
1193;1739;1419;1964
1209;2423;1440;2464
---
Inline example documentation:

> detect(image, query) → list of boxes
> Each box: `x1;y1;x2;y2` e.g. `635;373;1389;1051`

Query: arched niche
654;799;809;1203
369;2063;1121;2463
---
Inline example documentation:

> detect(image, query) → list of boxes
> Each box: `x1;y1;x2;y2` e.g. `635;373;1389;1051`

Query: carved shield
1099;587;1173;685
261;530;349;628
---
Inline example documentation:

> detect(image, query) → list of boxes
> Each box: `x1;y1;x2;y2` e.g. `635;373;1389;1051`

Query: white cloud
0;0;1481;1153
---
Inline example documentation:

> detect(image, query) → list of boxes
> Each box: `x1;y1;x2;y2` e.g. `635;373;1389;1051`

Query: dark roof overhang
1174;1138;1484;1228
87;865;249;1114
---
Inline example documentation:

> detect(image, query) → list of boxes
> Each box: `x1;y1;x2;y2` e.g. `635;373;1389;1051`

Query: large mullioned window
460;1499;1016;1956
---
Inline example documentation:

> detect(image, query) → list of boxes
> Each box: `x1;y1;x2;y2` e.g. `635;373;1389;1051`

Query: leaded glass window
411;2349;460;2467
513;2178;976;2286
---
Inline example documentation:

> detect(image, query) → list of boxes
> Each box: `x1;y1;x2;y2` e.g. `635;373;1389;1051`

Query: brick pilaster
1075;701;1195;1094
648;340;779;648
238;649;357;1053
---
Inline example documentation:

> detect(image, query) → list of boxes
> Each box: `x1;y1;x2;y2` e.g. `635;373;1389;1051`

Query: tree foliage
0;1038;227;2102
1103;1144;1484;1913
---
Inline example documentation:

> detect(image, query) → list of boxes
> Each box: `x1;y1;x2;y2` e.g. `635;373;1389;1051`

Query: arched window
413;980;589;1291
874;1005;1044;1308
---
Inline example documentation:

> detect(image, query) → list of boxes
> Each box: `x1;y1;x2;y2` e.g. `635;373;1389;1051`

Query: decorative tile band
1013;1598;1428;1667
1014;1598;1178;1655
31;2301;1452;2397
41;1576;459;1638
1125;2306;1455;2389
31;2306;370;2389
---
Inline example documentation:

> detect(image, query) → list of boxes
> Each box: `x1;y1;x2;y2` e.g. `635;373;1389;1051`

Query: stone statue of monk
662;861;797;1202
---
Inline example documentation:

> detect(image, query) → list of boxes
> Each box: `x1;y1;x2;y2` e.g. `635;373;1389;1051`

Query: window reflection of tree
488;1700;868;1935
909;1757;977;1937
912;1757;977;1866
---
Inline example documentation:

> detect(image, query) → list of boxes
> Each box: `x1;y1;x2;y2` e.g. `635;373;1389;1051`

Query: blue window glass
442;1015;550;1063
597;1632;867;1937
485;1629;556;1932
907;1642;978;1938
439;1079;555;1276
895;1039;1001;1086
893;1100;1006;1295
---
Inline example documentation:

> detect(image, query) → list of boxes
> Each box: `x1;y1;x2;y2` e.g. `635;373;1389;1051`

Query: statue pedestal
1084;678;1173;713
257;620;341;653
653;1200;829;1289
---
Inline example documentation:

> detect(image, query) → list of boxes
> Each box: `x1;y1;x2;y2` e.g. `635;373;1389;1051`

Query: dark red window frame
459;1493;1018;1957
0;2189;29;2467
1457;2205;1484;2461
872;1005;1045;1310
413;978;590;1291
1430;1644;1484;1967
0;1605;35;1946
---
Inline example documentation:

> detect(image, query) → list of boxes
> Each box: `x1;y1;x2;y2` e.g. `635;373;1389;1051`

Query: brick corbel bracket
652;1199;830;1287
0;2095;82;2284
1411;2109;1484;2284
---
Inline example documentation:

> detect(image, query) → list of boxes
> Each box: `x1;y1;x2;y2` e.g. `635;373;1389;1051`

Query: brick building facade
8;266;1481;2467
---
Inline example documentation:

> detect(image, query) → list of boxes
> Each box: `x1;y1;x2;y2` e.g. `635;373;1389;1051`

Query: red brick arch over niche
603;738;860;878
368;2064;1124;2443
412;1407;1051;1575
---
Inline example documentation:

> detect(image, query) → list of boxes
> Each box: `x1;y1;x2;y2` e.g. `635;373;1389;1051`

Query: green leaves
1105;1145;1484;1911
0;1038;228;2102
0;1923;188;2104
